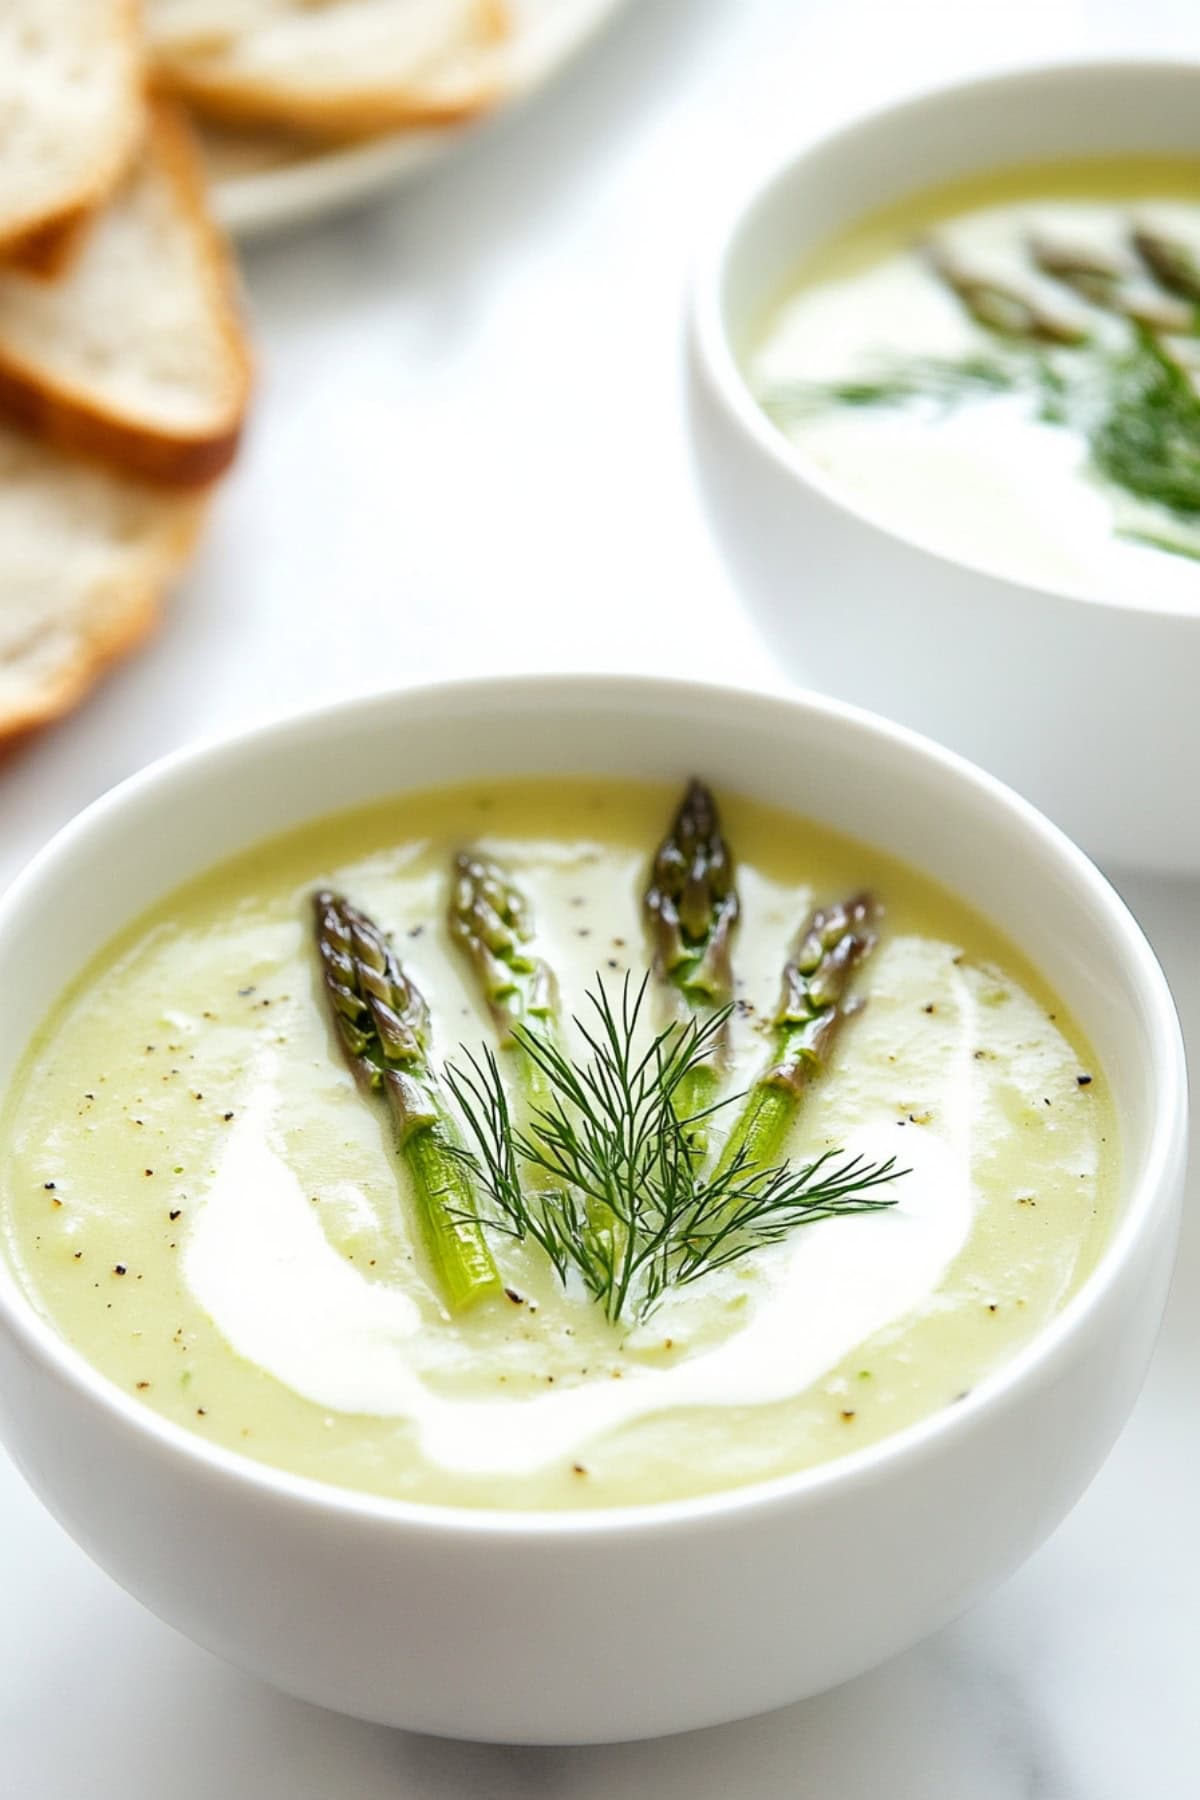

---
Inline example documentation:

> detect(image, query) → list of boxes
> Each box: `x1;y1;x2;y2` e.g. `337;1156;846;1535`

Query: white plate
207;0;633;236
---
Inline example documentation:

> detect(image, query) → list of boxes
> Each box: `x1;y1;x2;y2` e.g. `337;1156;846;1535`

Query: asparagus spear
1029;235;1192;333
644;779;740;1149
712;892;880;1184
313;889;501;1311
448;851;623;1256
925;240;1088;345
447;850;561;1119
1131;227;1200;305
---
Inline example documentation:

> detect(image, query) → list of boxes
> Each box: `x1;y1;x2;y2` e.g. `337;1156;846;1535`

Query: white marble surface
2;1;1198;1792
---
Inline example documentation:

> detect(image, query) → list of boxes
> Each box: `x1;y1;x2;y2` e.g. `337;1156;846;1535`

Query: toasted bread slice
0;1;144;263
148;0;509;139
0;104;252;488
0;424;206;742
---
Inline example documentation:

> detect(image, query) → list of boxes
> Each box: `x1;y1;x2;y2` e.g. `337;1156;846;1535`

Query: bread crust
0;207;93;280
154;63;502;139
0;102;253;489
152;0;509;141
0;0;145;260
0;490;206;743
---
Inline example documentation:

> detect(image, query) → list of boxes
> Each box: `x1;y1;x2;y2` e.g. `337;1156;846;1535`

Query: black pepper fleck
114;1264;127;1276
1077;1074;1093;1087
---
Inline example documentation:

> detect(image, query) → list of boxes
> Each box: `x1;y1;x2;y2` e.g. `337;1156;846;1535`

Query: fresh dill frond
1117;522;1200;562
1089;330;1200;516
762;353;1021;420
444;975;902;1325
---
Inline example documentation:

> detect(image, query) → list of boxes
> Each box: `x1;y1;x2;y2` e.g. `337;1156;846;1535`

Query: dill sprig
1091;329;1200;515
762;353;1022;419
444;975;902;1324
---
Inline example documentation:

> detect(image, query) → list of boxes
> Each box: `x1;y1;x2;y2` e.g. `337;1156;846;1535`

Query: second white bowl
690;59;1200;873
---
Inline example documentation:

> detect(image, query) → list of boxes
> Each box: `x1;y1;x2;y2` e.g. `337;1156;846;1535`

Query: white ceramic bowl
0;675;1185;1743
690;59;1200;874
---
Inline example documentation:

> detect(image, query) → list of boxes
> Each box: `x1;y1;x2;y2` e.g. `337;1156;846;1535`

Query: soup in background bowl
753;159;1200;601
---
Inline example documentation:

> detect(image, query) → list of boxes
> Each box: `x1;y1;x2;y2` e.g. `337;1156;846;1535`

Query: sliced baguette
148;0;509;139
0;1;144;263
0;424;205;742
0;103;252;488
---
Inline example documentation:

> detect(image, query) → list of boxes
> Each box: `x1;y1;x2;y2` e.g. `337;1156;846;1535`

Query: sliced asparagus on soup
1028;234;1193;332
447;848;562;1130
1132;226;1200;304
313;888;501;1312
448;846;619;1252
714;893;879;1183
643;778;739;1154
925;239;1087;344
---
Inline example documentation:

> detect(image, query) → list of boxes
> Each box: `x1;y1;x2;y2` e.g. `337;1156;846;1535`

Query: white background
3;2;1198;1793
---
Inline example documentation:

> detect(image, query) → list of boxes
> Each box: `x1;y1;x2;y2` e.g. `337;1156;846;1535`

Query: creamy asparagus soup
752;158;1200;606
0;779;1115;1509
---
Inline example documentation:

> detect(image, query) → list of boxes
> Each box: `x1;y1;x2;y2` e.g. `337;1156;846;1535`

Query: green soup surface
0;779;1116;1508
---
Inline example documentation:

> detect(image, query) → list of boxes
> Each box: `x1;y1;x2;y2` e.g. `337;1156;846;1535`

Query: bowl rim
689;53;1200;625
0;671;1186;1540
